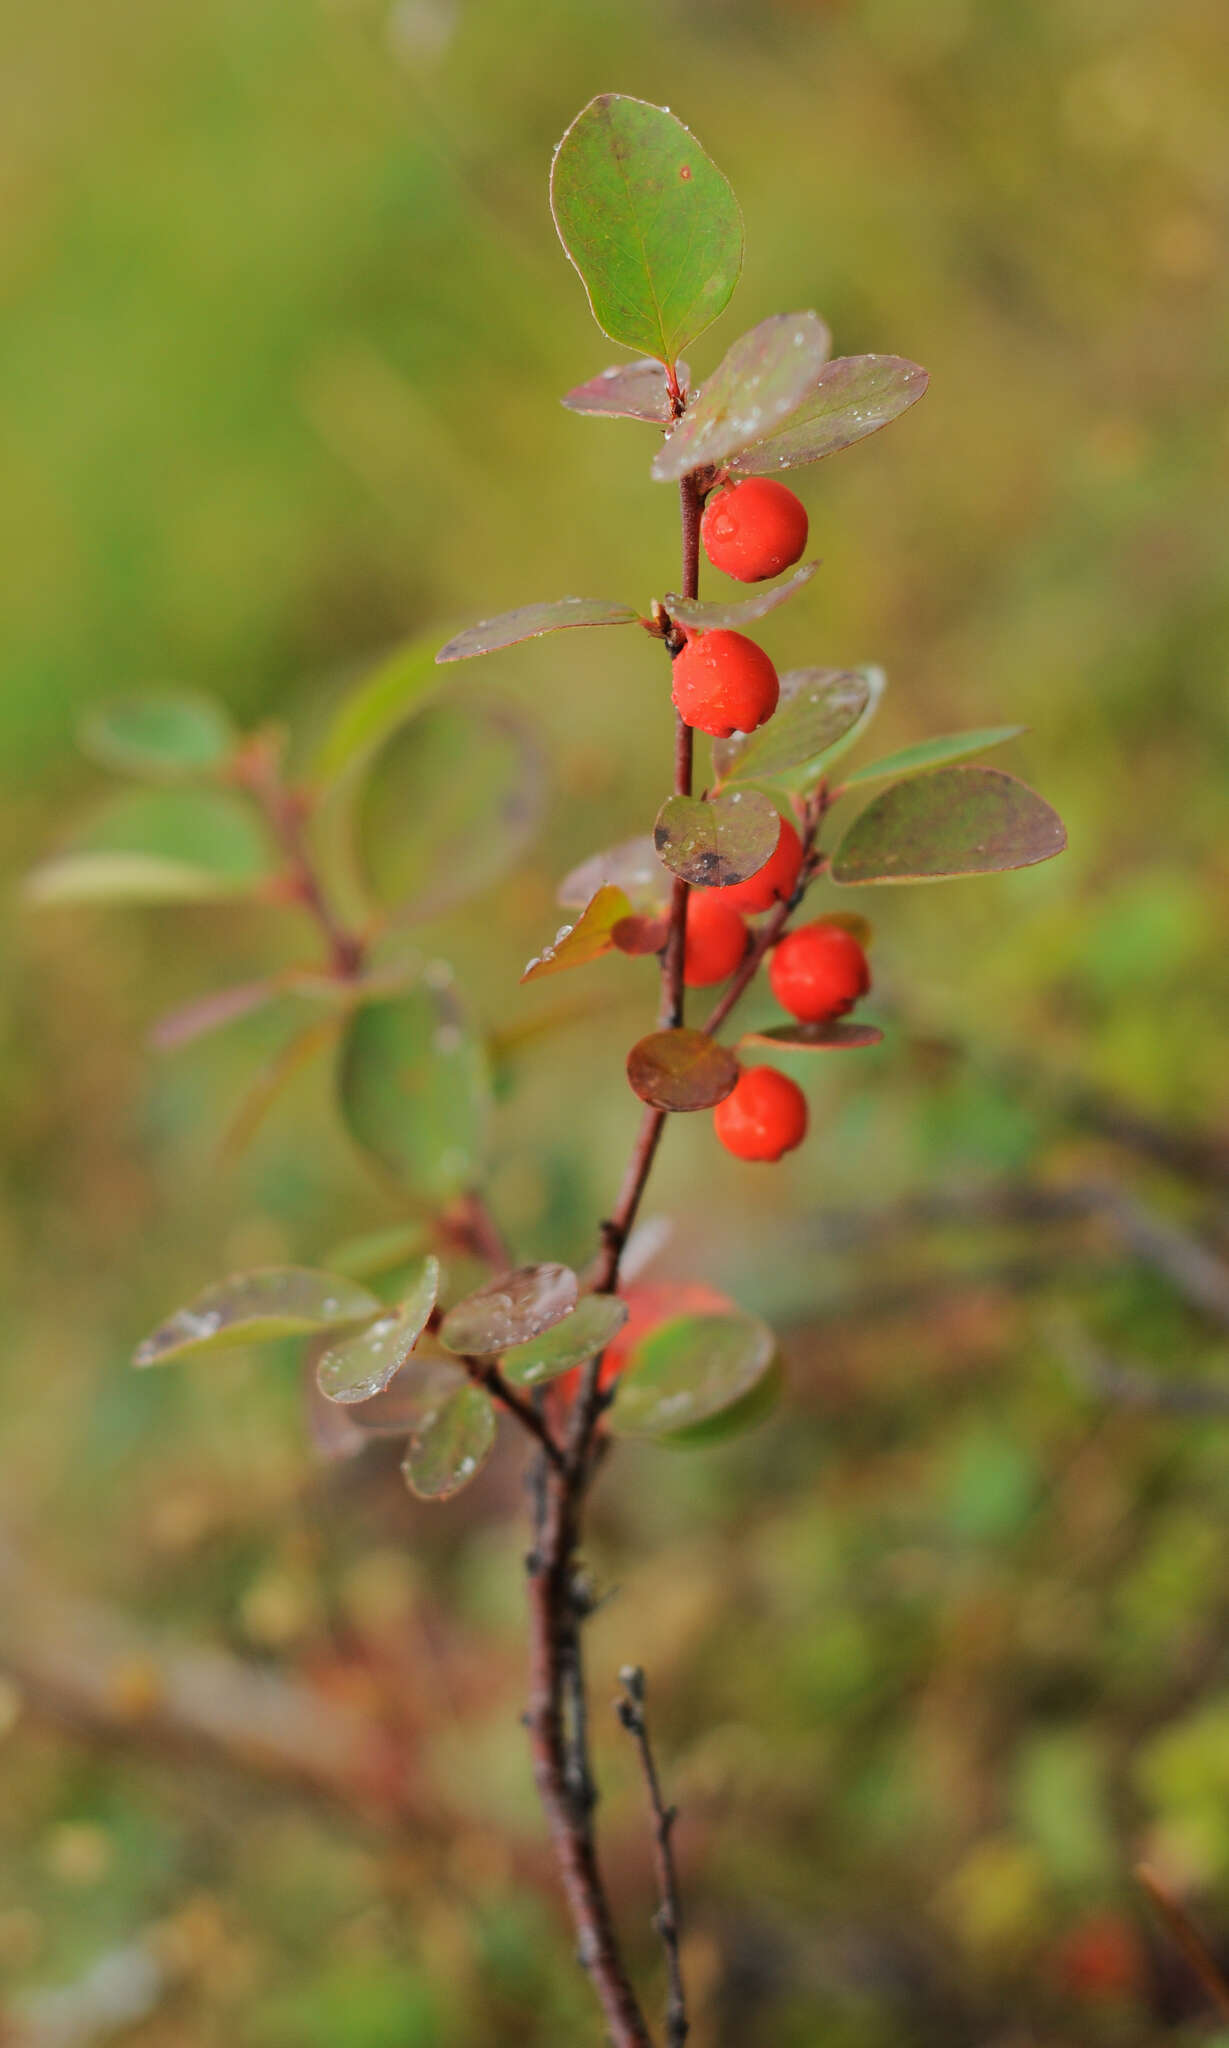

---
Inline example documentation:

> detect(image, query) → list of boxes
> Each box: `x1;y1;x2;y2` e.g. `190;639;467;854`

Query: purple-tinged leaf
652;311;833;482
149;978;280;1052
612;912;671;957
740;1020;884;1052
551;95;742;364
561;359;689;422
315;1256;440;1405
521;884;634;983
402;1382;496;1500
134;1268;382;1367
839;724;1027;789
558;835;668;914
314;1351;461;1446
79;689;235;781
664;560;819;632
440;1264;580;1358
714;667;883;787
338;977;492;1201
500;1294;630;1388
654;788;780;889
626;1029;739;1113
729;354;929;477
435;598;640;665
609;1309;777;1438
831;767;1067;884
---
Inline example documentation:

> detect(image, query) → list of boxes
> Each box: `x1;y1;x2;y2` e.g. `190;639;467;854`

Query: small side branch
1137;1862;1229;2022
462;1359;566;1471
617;1666;689;2048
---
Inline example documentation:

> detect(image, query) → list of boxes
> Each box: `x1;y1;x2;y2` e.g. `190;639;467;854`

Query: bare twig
1137;1863;1229;2022
461;1357;566;1470
617;1668;688;2048
235;734;365;980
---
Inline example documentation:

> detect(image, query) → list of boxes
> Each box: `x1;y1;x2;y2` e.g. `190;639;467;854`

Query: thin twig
1137;1863;1229;2022
461;1358;566;1470
617;1667;688;2048
236;736;365;980
702;788;828;1040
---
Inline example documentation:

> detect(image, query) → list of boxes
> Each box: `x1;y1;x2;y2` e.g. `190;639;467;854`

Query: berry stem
701;788;829;1040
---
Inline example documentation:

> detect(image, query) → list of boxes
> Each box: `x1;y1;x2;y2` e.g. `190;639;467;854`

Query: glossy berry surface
671;630;779;739
713;1064;808;1162
701;478;809;583
683;892;748;987
718;814;804;914
769;919;870;1023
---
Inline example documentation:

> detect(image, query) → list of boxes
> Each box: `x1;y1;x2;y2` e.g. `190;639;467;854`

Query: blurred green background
3;0;1229;2042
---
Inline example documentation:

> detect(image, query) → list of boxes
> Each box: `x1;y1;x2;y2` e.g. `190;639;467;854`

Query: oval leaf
315;1256;440;1405
338;978;492;1201
440;1263;580;1357
839;724;1027;789
561;359;688;422
356;693;546;924
730;354;929;476
664;560;819;632
521;885;634;982
500;1294;630;1387
436;598;639;665
610;1309;777;1438
311;630;441;786
652;312;832;483
627;1029;739;1112
402;1382;496;1501
551;95;742;364
654;1355;785;1449
558;835;668;913
324;1222;431;1282
134;1268;381;1367
612;912;671;956
740;1020;884;1052
716;668;878;787
24;788;272;907
831;766;1067;884
654;789;780;889
79;689;235;780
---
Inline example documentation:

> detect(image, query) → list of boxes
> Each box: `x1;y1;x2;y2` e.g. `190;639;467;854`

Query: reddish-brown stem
617;1669;689;2047
1137;1863;1229;2022
701;792;828;1040
461;1358;565;1471
238;741;365;980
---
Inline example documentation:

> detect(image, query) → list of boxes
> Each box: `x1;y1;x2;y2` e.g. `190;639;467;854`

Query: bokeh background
3;0;1229;2042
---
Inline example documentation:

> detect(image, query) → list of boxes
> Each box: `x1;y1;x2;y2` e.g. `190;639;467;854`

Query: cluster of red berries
671;476;808;739
668;477;872;1163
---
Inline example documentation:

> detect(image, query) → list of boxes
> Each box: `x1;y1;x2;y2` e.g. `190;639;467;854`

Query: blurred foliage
2;0;1228;2042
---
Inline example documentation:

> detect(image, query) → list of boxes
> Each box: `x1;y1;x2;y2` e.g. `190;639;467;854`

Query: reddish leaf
435;598;640;665
664;560;819;632
627;1029;740;1112
561;359;689;422
740;1021;884;1052
440;1264;580;1357
729;354;929;476
652;312;833;482
831;767;1067;884
521;884;634;982
654;789;781;889
612;913;671;956
558;836;668;913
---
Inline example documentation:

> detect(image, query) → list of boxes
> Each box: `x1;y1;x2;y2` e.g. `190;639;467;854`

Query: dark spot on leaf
680;165;692;181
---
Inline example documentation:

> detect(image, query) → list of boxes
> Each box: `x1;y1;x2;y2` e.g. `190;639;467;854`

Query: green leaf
831;767;1067;884
436;598;639;664
79;689;236;780
654;1356;784;1448
558;835;668;913
323;1221;431;1282
356;694;546;924
310;631;441;786
221;1015;341;1161
740;1020;884;1052
654;788;780;888
729;354;929;476
440;1264;580;1357
500;1294;630;1387
716;668;880;788
626;1028;739;1112
652;312;832;482
561;359;688;422
338;976;492;1201
664;560;818;632
521;884;634;982
840;725;1027;788
134;1268;381;1367
315;1256;440;1404
23;788;272;906
551;95;742;364
610;1309;778;1439
402;1382;496;1500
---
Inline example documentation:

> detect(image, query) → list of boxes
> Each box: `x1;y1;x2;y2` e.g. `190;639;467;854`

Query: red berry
718;815;804;914
701;478;809;583
713;1065;808;1162
671;630;779;739
683;892;748;987
769;920;870;1023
